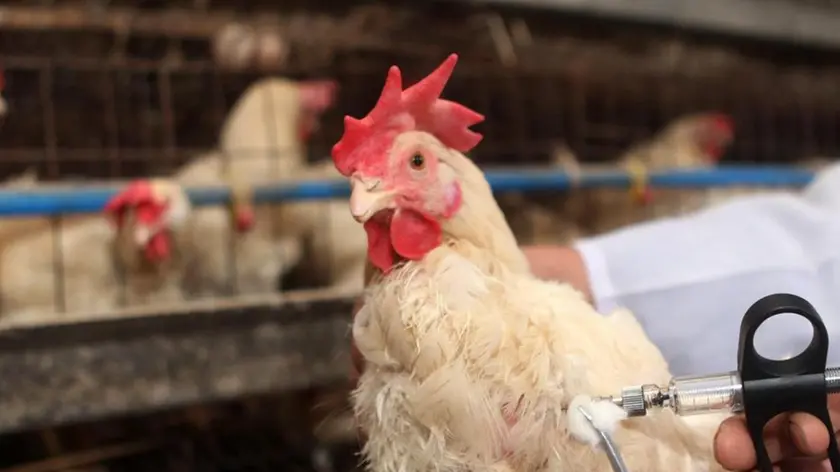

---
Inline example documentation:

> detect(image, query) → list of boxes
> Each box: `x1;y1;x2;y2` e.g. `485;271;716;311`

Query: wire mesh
0;389;362;472
0;1;834;320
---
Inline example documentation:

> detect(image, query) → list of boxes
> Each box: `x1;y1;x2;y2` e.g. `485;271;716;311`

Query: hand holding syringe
586;294;840;472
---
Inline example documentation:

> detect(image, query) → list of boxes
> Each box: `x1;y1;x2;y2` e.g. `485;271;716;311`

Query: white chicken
0;179;192;326
277;158;369;293
123;78;347;297
213;22;289;71
584;112;735;235
5;167;36;187
333;54;726;471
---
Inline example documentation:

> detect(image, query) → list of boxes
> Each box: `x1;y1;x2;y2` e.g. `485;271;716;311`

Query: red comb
299;79;338;112
104;181;151;214
696;112;734;161
331;53;484;176
705;113;734;134
103;181;161;227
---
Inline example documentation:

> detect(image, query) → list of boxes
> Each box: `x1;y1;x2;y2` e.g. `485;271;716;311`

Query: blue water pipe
0;165;816;217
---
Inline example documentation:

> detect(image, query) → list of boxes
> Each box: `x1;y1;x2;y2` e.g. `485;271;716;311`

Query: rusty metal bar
39;66;58;179
38;64;67;314
450;0;840;51
50;216;66;314
103;70;121;178
0;55;410;77
0;54;831;120
0;5;444;57
0;293;354;435
208;72;238;296
157;67;177;173
0;5;227;38
102;68;128;308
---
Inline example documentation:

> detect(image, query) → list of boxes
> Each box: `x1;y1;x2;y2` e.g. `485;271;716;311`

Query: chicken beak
134;222;164;247
349;177;393;223
134;225;152;246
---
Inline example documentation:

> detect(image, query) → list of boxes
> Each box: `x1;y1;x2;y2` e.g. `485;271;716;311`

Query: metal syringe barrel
605;366;840;418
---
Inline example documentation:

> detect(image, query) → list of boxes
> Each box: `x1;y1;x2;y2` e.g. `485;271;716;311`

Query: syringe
597;367;840;418
593;294;840;472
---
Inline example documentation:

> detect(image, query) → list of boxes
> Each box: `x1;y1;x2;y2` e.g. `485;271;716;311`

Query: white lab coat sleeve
573;189;840;376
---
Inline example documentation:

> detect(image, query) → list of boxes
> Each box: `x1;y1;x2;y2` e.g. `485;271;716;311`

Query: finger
789;413;832;456
714;416;801;469
779;457;831;472
767;435;806;465
715;416;758;470
829;394;840;412
788;408;840;457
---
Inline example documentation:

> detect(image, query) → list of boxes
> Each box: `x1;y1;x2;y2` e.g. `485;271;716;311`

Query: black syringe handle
737;293;840;472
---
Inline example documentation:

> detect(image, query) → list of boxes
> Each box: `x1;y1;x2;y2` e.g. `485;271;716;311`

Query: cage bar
446;0;840;49
0;167;812;216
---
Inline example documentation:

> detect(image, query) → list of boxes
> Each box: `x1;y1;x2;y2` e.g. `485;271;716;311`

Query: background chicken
583;112;735;235
0;179;192;326
336;55;725;471
277;159;369;293
497;144;584;245
213;21;289;72
125;78;345;298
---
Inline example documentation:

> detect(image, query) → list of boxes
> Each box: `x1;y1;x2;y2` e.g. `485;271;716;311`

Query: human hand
714;396;840;471
520;245;593;302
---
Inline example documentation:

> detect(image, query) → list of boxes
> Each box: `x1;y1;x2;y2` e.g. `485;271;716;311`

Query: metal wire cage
4;0;840;175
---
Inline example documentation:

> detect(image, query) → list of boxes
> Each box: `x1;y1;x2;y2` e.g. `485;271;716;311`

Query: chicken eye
409;153;425;170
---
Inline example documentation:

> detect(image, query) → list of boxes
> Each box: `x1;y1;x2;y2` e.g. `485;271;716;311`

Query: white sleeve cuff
571;191;837;318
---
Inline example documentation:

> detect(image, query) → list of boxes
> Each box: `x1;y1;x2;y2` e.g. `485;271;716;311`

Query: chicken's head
681;112;735;165
104;179;191;264
298;80;338;141
331;54;484;273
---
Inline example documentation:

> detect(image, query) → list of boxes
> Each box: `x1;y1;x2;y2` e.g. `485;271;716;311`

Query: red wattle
703;143;723;161
710;114;733;134
235;207;256;232
640;187;655;205
390;209;442;261
145;233;170;263
364;219;394;273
